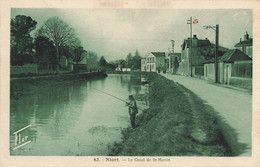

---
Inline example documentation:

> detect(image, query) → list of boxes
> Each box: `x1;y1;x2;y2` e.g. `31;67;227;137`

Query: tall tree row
124;50;141;70
11;15;91;72
132;50;141;70
36;16;81;72
87;51;100;71
11;14;128;73
34;36;56;70
11;15;37;65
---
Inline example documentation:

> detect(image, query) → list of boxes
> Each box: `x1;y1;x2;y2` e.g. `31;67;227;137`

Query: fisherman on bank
126;95;138;129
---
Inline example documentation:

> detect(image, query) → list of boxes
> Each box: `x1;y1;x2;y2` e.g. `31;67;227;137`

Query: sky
11;8;252;61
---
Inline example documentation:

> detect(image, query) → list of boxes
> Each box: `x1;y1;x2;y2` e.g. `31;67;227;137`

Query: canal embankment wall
108;72;242;156
10;72;107;98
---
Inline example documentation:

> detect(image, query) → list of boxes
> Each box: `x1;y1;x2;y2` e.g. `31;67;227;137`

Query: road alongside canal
161;73;252;156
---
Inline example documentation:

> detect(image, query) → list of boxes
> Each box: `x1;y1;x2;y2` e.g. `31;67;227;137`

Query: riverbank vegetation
11;15;143;76
11;15;116;75
108;72;233;156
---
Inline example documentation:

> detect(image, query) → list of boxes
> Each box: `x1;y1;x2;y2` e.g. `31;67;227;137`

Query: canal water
10;74;147;156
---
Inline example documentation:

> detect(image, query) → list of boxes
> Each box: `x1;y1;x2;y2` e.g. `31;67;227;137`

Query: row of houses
141;32;253;89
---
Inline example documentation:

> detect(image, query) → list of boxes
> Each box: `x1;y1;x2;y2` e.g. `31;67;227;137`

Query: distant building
141;58;146;71
178;35;229;76
178;35;211;76
115;64;131;72
60;52;87;71
122;68;131;72
234;31;253;58
60;56;68;68
115;64;121;71
141;52;166;72
204;49;252;84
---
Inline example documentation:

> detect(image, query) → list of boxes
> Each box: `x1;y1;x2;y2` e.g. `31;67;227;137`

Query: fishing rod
93;88;128;103
93;88;146;112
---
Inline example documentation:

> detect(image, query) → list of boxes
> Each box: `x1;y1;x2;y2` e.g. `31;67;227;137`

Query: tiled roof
182;39;211;50
151;52;165;57
219;49;251;63
234;38;253;47
197;40;211;47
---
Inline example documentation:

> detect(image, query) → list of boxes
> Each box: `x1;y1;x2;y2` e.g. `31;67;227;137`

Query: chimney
171;40;175;53
240;38;242;43
244;31;249;40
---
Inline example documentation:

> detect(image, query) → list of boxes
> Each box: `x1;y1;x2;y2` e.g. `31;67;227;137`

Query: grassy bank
108;72;233;156
10;72;107;100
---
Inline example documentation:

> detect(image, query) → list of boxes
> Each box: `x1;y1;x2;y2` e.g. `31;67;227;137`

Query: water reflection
10;74;145;155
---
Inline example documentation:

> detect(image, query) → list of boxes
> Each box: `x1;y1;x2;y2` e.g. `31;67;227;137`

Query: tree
132;50;141;70
11;15;37;65
198;44;228;60
99;56;107;72
120;59;127;68
35;36;56;70
198;46;215;60
117;59;127;71
86;51;100;71
126;53;133;68
60;45;73;60
36;16;78;72
106;61;117;71
72;46;86;64
99;56;107;66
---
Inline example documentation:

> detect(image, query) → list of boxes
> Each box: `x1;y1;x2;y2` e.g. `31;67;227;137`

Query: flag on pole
193;19;199;24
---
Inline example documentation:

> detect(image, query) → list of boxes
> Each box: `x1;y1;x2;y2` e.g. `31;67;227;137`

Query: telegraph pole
215;24;219;83
187;17;192;77
203;24;219;83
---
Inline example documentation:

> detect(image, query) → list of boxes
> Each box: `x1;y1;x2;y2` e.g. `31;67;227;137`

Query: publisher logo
12;124;32;150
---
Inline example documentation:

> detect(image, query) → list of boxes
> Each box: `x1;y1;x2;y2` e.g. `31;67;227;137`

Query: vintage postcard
0;0;260;167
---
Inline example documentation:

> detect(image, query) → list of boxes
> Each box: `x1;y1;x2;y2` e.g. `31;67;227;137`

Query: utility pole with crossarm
187;17;193;77
203;24;219;83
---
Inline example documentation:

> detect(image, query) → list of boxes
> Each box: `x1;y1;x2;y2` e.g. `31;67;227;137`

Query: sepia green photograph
9;8;252;157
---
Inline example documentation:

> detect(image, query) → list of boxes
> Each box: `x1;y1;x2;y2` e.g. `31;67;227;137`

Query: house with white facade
141;52;166;72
